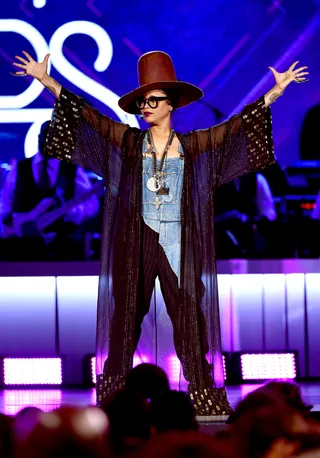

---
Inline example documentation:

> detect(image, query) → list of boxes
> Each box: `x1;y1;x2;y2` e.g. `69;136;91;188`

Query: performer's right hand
12;51;61;98
12;51;49;82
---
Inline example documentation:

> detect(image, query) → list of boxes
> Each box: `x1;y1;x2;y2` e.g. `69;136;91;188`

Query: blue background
0;0;319;165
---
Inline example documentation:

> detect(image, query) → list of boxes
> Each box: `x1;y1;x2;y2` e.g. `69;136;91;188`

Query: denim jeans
142;136;184;284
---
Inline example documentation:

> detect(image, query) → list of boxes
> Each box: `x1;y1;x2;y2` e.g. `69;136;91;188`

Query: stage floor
1;382;319;418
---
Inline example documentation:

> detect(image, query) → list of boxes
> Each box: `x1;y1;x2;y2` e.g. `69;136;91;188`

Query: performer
12;50;308;415
0;121;99;260
215;172;277;258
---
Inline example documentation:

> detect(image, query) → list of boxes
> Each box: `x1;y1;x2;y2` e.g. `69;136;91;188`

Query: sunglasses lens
148;97;158;108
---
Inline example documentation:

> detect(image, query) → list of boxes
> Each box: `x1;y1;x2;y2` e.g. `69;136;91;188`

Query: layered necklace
145;129;175;209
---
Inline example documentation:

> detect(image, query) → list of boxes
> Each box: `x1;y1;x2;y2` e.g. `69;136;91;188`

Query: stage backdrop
0;0;320;165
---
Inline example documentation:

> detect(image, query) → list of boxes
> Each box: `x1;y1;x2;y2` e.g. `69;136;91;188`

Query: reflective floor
0;382;319;417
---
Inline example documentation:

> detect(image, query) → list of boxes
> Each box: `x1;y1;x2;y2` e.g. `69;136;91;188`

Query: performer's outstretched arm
12;52;131;177
191;61;308;187
13;51;62;98
264;61;309;107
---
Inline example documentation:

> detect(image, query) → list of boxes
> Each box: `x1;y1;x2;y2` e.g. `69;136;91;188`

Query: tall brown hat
118;51;203;115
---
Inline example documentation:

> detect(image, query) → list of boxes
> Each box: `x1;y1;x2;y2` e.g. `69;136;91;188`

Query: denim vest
142;135;184;285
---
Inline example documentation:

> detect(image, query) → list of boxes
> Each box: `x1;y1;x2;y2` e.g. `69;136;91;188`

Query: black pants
105;221;211;386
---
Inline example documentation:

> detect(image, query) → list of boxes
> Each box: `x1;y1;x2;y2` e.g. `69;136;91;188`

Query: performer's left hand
269;61;309;92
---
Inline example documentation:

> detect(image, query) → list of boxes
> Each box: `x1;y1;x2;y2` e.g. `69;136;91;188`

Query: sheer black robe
45;88;274;414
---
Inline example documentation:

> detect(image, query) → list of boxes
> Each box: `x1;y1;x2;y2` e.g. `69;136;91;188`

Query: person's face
137;89;172;124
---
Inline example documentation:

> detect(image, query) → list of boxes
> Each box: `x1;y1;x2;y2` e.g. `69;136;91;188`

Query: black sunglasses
136;96;168;110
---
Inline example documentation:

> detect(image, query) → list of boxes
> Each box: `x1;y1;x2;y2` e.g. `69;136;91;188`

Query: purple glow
3;389;62;415
241;353;297;380
91;388;97;406
133;354;150;367
167;355;227;383
240;384;264;398
3;358;62;385
91;354;150;384
168;355;183;383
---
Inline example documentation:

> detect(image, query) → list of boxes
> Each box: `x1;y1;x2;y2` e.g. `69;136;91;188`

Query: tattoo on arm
269;91;281;103
264;85;284;107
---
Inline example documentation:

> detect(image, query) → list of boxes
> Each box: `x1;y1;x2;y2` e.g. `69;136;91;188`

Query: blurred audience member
226;389;282;424
101;389;151;457
20;406;109;458
137;430;235;458
125;363;170;400
231;404;320;458
263;380;312;416
150;390;198;433
14;406;42;444
297;448;320;458
0;413;14;458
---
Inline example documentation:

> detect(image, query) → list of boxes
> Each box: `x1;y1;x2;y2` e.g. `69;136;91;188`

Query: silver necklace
146;129;175;193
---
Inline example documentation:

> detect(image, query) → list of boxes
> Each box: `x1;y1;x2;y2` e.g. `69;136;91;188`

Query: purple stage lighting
3;389;62;415
168;355;186;383
91;357;96;385
223;354;227;380
91;353;150;384
240;353;297;380
3;358;62;385
168;354;226;382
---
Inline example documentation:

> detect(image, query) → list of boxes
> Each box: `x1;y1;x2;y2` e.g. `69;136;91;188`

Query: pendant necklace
146;129;174;210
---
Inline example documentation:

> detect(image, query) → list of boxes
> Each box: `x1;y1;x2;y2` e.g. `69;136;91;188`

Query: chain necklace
146;129;175;195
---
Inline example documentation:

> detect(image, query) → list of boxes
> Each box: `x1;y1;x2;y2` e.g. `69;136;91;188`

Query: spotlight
222;351;298;384
240;352;297;381
2;358;63;386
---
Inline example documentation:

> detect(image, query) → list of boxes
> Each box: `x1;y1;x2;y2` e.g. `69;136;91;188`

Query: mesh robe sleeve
194;96;274;187
45;87;130;178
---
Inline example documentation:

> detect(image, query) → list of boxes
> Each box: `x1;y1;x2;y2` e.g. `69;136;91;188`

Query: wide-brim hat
118;51;203;115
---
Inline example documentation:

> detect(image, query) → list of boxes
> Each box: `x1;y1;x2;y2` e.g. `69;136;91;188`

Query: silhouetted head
150;390;198;433
21;406;109;458
263;381;312;415
138;430;235;458
125;363;170;400
101;389;151;457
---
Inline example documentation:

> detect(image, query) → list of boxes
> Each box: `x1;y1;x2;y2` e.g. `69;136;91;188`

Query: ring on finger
10;71;27;77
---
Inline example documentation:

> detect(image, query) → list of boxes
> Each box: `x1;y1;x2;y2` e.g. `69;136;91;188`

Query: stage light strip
241;353;296;380
3;358;62;385
223;355;226;380
91;357;96;384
